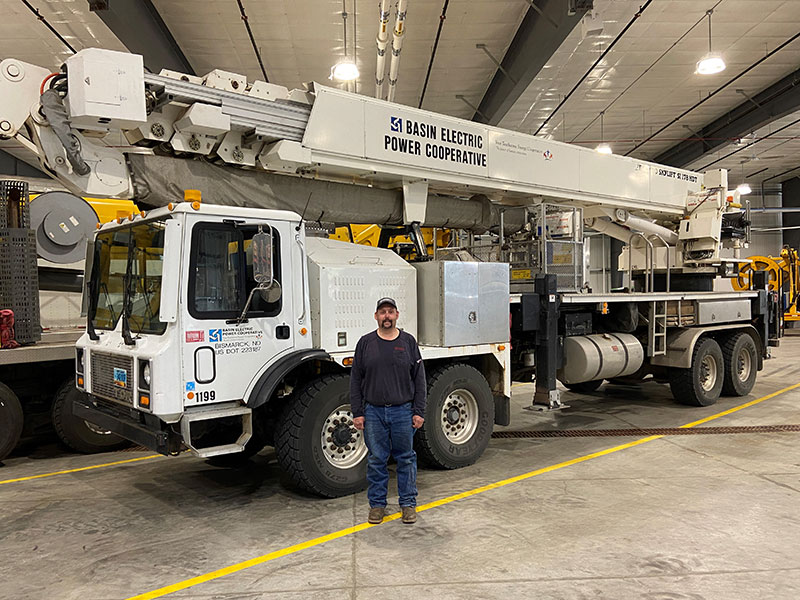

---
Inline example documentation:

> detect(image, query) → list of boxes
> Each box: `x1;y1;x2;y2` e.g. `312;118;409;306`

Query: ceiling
1;0;799;191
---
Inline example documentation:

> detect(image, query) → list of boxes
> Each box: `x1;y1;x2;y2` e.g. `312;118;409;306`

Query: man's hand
353;416;365;431
412;415;424;429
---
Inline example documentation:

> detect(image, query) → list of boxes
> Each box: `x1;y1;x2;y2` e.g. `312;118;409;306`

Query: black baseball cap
376;297;398;310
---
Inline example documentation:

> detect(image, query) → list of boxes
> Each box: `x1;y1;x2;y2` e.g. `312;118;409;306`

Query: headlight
142;363;151;386
76;349;85;373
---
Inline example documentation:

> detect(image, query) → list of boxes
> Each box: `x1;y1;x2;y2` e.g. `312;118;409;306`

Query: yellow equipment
732;246;800;321
330;224;450;257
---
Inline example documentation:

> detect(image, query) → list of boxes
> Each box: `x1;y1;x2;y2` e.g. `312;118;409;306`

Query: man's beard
381;319;394;328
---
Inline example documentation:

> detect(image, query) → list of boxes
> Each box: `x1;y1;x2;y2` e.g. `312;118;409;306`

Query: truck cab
76;201;311;456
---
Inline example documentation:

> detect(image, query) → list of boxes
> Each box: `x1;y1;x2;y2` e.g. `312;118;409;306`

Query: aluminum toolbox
305;237;417;352
414;261;509;347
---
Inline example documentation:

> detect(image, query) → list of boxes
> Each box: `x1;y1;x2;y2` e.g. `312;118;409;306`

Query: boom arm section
2;48;704;219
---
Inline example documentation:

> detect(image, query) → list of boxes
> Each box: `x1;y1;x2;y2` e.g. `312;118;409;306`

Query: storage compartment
414;261;509;347
306;238;417;352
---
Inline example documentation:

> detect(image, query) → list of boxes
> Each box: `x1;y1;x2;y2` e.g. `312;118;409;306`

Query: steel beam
471;0;589;125
654;68;800;168
89;0;195;74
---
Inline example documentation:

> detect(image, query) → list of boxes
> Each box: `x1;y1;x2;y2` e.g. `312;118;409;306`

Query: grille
90;352;134;404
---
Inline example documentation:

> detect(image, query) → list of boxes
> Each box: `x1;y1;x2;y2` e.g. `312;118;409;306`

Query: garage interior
2;1;800;599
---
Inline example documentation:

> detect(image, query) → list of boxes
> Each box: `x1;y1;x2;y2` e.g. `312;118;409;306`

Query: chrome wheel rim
320;404;367;469
737;347;752;382
440;389;479;444
700;354;718;392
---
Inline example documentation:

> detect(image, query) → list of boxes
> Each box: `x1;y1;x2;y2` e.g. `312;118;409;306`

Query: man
350;297;426;525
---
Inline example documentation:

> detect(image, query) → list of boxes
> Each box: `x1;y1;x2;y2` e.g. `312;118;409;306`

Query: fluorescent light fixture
737;183;752;195
696;53;726;75
595;143;613;155
330;60;359;81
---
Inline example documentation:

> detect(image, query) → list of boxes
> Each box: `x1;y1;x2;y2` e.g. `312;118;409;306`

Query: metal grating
492;425;800;438
0;180;30;229
90;352;134;404
0;228;40;343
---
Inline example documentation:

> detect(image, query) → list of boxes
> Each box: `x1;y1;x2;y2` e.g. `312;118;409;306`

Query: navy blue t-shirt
349;330;426;418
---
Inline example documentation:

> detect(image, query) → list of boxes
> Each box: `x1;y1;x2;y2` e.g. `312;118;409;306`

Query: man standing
350;297;426;525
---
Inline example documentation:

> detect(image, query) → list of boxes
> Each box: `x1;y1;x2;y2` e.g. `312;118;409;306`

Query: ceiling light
696;9;725;75
696;54;726;75
330;60;359;81
737;183;752;195
595;111;612;154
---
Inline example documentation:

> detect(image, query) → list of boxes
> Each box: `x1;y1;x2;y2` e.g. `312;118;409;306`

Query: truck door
181;219;296;406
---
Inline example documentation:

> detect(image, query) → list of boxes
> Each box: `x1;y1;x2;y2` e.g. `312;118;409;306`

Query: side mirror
252;228;273;286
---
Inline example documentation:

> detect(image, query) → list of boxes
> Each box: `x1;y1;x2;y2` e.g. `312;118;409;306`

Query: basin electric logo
543;149;553;161
390;116;403;132
209;329;223;343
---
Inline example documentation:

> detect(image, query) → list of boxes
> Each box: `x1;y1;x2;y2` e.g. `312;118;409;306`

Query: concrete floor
3;338;800;600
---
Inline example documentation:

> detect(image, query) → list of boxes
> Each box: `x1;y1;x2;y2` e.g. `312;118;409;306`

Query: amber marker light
184;189;202;203
343;357;354;366
300;327;308;336
168;203;174;211
139;395;150;408
187;391;195;400
497;345;506;351
77;376;84;387
191;201;201;210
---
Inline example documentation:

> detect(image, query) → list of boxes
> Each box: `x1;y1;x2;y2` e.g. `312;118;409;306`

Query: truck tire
0;382;23;461
668;337;723;407
52;379;130;453
721;332;757;397
416;364;494;469
275;374;367;497
564;379;603;393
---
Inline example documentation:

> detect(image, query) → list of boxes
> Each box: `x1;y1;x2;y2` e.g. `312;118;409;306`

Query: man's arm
350;338;366;420
410;338;426;420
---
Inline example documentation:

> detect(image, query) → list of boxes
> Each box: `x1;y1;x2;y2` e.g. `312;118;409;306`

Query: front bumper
73;394;183;456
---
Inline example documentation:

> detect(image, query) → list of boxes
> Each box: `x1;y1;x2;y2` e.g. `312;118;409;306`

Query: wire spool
30;191;99;264
732;256;782;292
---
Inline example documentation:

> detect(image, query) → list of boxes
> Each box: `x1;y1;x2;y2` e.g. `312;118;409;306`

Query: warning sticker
186;331;204;343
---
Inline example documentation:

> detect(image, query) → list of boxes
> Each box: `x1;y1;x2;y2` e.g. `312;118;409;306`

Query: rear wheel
52;379;130;453
669;337;723;407
0;382;23;461
416;364;494;469
721;332;757;397
275;374;367;497
564;379;603;393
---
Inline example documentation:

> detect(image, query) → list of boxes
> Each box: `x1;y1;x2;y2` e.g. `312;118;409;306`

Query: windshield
89;219;168;336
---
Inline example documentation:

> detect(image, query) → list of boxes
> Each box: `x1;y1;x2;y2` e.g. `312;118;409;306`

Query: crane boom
1;48;701;216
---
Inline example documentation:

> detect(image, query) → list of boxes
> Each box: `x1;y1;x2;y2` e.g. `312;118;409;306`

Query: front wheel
669;337;723;407
275;374;367;497
416;364;494;469
52;379;130;453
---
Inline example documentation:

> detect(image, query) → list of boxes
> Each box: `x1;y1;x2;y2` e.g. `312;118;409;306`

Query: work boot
401;506;417;524
368;506;385;524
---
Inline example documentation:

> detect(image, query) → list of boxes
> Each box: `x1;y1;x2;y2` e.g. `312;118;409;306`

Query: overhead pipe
386;0;407;103
375;0;391;98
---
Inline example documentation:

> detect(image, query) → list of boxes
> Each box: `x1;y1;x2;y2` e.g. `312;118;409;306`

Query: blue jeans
364;402;418;508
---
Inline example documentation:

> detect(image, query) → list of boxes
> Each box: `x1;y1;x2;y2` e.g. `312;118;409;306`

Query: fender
247;349;331;409
650;325;763;370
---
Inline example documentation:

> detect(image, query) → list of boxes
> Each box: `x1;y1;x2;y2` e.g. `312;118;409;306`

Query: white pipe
584;217;636;243
375;0;390;98
387;0;407;103
618;213;679;245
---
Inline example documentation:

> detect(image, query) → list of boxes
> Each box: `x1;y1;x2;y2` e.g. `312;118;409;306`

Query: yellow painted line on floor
126;380;800;600
0;454;161;485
